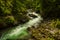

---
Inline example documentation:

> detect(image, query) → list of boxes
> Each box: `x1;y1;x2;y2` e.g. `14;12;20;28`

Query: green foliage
49;19;60;29
55;19;60;29
0;0;60;28
0;0;30;28
41;0;60;18
0;0;12;15
4;16;15;24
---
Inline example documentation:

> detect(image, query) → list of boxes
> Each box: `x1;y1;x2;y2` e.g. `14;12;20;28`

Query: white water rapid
0;10;43;40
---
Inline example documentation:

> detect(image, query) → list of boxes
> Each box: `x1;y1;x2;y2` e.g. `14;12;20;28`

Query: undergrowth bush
27;19;60;40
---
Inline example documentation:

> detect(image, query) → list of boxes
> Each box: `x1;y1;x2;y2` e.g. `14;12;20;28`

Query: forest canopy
0;0;60;28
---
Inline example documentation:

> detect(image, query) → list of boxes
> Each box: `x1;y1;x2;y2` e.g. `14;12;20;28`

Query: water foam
0;11;43;40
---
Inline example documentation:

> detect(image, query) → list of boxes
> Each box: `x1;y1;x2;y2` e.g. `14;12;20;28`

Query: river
0;10;43;40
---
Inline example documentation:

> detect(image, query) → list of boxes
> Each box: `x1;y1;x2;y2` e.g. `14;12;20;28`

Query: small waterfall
0;10;43;40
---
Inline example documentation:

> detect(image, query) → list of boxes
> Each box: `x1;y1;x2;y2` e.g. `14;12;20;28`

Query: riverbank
27;19;60;40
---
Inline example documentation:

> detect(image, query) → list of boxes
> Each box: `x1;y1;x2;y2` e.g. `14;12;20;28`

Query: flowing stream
0;11;43;40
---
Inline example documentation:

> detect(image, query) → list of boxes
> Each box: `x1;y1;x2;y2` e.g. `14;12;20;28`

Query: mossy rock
4;16;15;26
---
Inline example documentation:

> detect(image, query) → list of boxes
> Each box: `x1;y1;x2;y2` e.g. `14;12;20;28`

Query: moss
4;16;15;26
